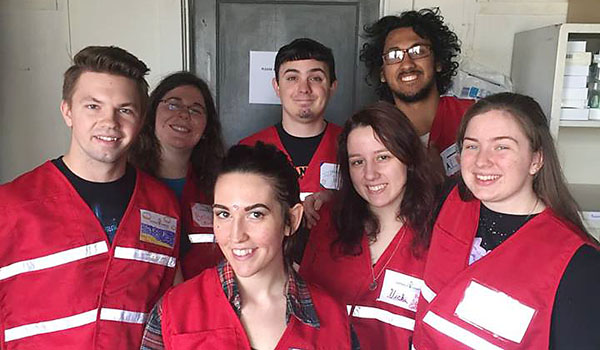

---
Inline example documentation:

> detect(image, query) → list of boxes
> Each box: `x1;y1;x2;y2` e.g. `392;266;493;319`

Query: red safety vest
412;187;589;350
239;123;341;200
0;162;180;349
160;268;352;350
429;96;473;176
300;206;426;349
179;169;223;280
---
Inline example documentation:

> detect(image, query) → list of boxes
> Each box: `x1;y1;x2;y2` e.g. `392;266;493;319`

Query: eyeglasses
159;99;205;117
382;44;432;65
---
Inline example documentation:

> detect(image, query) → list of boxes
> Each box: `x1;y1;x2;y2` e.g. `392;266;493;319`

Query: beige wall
382;0;568;76
0;0;184;183
0;0;580;184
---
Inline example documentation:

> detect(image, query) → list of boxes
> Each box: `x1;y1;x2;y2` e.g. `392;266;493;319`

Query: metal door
192;0;379;145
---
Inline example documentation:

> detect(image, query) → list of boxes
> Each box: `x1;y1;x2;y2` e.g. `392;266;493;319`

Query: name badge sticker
319;162;339;190
191;203;213;228
139;209;177;249
455;280;536;343
377;269;423;312
440;143;460;176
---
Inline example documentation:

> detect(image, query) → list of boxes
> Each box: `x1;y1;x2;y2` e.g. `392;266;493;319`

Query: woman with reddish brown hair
300;101;441;349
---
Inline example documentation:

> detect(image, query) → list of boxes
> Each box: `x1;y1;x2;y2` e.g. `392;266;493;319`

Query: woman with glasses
412;93;600;349
300;102;441;349
140;143;357;350
130;72;225;280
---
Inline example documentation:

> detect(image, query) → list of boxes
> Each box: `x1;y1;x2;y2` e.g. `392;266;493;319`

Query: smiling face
273;59;337;125
460;110;543;213
347;125;408;217
213;172;301;279
154;85;207;153
381;27;438;103
60;71;142;176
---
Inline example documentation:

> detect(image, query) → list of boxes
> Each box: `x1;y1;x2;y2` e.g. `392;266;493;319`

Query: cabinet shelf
512;23;600;186
559;120;600;127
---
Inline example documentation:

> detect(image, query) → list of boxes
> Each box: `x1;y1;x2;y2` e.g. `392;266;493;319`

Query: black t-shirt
52;157;136;244
275;122;325;179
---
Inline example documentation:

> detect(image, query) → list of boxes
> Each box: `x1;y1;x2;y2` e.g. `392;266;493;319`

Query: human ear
272;77;281;97
285;203;304;237
60;100;73;128
529;151;544;175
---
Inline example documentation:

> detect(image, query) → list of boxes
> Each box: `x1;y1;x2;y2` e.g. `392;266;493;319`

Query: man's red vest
300;206;426;349
413;187;588;350
239;123;341;200
0;162;180;349
160;268;352;350
179;170;222;280
429;96;473;176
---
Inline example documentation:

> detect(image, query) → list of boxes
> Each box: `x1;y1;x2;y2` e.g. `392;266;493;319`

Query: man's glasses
382;44;432;65
160;98;205;117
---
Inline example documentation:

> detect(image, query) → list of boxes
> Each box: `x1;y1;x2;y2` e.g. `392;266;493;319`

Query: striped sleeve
140;301;165;350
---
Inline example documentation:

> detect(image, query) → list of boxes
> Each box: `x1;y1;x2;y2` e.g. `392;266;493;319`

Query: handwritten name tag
191;203;213;228
377;269;423;312
319;162;339;190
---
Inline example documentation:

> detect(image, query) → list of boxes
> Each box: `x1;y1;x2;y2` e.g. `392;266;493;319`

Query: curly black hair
360;8;461;101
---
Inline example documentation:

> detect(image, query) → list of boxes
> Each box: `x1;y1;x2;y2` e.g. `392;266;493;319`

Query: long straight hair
456;92;590;237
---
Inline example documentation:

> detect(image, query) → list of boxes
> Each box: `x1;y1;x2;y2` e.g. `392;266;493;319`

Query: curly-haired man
361;8;472;176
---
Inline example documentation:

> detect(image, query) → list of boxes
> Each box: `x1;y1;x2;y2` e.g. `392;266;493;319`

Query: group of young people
0;7;598;350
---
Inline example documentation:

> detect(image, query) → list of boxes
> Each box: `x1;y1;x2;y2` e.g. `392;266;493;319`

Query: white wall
0;0;184;183
382;0;568;76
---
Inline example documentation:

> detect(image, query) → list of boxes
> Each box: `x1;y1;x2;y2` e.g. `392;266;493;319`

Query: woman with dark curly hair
300;102;440;349
360;8;473;177
130;71;225;280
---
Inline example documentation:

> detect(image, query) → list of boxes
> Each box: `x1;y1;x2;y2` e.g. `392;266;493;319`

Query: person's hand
302;190;333;229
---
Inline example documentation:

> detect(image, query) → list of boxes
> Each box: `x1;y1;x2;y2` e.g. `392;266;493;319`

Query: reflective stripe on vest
188;233;215;244
4;307;148;342
349;305;415;331
99;308;148;324
0;242;108;281
422;311;504;350
420;282;437;303
4;309;98;342
113;246;176;268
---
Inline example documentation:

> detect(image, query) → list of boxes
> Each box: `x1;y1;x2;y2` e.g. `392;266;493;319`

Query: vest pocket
171;328;238;349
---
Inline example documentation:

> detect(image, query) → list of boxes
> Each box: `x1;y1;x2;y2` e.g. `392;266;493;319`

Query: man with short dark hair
361;8;473;176
0;46;180;350
240;38;340;228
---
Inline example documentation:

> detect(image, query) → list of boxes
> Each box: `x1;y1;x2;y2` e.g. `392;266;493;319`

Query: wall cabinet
511;23;600;238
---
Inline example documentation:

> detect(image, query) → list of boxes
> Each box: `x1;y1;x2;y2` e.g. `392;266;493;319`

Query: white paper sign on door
249;51;280;105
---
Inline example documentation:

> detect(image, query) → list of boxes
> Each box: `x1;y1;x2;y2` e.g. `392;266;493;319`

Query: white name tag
440;143;460;176
319;162;339;190
455;280;536;343
377;269;423;312
191;203;213;228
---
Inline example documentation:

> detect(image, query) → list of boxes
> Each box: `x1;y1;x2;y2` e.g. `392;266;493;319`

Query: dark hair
274;38;337;84
218;142;301;260
360;8;461;101
456;92;589;237
334;101;441;257
129;71;225;194
63;46;150;114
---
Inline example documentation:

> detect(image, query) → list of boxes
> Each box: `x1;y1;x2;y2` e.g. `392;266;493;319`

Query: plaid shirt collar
217;260;320;328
